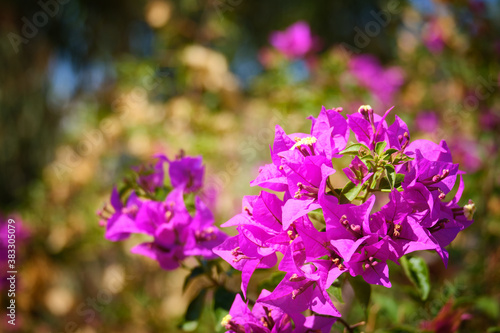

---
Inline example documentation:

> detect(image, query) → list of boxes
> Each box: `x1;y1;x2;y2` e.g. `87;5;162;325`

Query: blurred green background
1;0;500;332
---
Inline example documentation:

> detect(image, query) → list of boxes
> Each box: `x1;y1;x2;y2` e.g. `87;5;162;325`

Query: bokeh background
1;0;500;332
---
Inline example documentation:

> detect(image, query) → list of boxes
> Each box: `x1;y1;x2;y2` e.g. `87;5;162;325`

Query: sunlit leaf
341;181;364;202
339;143;370;155
375;141;387;155
401;256;430;301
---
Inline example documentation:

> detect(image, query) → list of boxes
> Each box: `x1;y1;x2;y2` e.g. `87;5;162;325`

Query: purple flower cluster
269;21;320;59
215;105;475;327
349;55;405;107
99;153;227;270
221;290;335;333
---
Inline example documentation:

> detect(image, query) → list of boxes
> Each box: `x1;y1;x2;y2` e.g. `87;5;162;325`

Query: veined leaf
385;164;396;189
375;141;387;155
339;143;370;155
401;256;430;301
341;181;364;202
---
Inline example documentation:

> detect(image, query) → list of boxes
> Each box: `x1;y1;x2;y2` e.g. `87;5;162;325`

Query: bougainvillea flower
300;315;337;333
222;293;263;333
368;190;435;258
257;267;340;317
347;106;392;150
133;154;168;193
343;156;372;186
214;104;475;319
349;55;404;106
213;230;278;298
323;195;375;243
405;139;451;163
415;111;439;134
250;162;288;192
184;197;227;259
420;298;472;332
104;188;145;241
128;188;192;270
422;20;445;54
308;106;349;158
169;155;204;193
386;114;410;150
345;240;393;287
269;21;319;59
222;291;295;333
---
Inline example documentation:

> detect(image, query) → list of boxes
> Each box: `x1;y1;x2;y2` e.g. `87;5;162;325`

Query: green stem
327;177;340;199
337;317;354;333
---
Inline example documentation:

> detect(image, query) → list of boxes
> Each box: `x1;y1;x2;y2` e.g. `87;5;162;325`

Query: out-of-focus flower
133;154;168;193
169;154;205;193
100;153;227;270
181;45;240;93
269;21;320;59
415;111;440;134
423;20;446;54
349;55;404;107
480;109;500;131
420;299;471;333
145;0;172;28
449;138;482;173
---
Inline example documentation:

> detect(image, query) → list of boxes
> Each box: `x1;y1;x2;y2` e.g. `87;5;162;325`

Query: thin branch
337;317;354;333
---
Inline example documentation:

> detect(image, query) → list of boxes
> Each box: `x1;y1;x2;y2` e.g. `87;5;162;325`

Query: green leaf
183;289;207;329
181;321;198;331
378;177;391;190
394;173;405;188
153;186;169;201
370;169;384;188
398;153;414;162
258;271;286;292
382;148;399;160
477;296;500;320
308;208;325;225
375;141;387;155
349;275;371;315
385;164;396;189
400;256;431;301
214;287;237;312
341;181;364;202
327;280;344;303
339;143;370;155
360;154;375;163
183;266;205;292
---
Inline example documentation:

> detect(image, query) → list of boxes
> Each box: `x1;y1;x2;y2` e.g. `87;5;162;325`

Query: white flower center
290;136;317;150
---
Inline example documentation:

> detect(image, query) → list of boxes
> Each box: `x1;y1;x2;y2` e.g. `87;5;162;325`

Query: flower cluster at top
98;152;227;270
214;105;475;331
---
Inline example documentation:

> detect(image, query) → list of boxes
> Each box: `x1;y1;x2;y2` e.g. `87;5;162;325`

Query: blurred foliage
1;0;500;332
